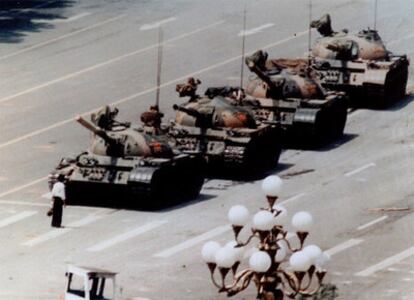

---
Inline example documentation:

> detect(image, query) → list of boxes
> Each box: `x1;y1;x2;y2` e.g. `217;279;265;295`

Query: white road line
0;20;223;105
86;220;167;252
0;200;49;207
357;216;388;231
22;214;103;247
51;12;92;23
0;211;37;228
238;23;274;36
355;246;414;277
0;14;125;61
344;163;376;177
0;176;48;199
140;17;177;30
325;239;364;256
0;27;306;153
282;193;306;205
154;225;230;258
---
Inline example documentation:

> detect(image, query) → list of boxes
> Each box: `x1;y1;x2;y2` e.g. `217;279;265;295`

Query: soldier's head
57;174;65;182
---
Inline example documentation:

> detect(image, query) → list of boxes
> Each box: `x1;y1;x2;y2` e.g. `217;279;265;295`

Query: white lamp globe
315;252;331;269
253;210;275;231
303;245;322;265
273;204;288;226
262;175;283;197
228;205;250;226
225;241;244;262
202;241;221;263
289;251;312;272
215;247;236;268
292;211;314;232
275;241;287;262
249;251;272;273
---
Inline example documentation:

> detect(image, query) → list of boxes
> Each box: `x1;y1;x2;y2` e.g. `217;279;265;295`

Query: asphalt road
0;0;413;299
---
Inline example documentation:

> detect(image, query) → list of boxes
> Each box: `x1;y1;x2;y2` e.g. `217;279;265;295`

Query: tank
243;50;348;145
168;91;282;172
49;106;205;209
310;14;409;106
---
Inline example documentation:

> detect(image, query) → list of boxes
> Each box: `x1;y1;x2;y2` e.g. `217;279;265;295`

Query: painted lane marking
140;17;177;30
355;246;414;277
154;225;230;258
0;211;37;228
22;214;103;247
0;20;224;105
0;200;49;207
0;27;307;154
51;12;92;23
325;239;364;256
0;176;48;199
357;216;388;231
344;163;376;177
86;220;167;252
0;14;125;61
238;23;274;36
282;193;306;205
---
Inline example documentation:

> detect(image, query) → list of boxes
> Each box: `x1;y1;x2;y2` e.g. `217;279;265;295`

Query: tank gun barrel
76;116;117;145
173;104;204;119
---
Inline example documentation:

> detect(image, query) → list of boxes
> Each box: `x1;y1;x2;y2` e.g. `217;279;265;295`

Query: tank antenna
307;0;312;67
240;2;247;89
155;26;163;108
374;0;378;30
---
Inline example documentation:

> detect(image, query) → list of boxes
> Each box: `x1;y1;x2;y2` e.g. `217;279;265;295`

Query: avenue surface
0;0;413;299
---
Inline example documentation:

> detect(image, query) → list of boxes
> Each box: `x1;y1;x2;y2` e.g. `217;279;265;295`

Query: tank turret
245;50;324;100
310;14;409;106
49;107;205;209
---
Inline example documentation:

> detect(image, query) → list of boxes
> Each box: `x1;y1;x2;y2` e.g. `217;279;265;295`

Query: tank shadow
348;92;414;111
284;133;358;152
0;0;75;43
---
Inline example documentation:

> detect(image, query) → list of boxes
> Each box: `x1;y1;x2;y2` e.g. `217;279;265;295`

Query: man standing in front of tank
51;174;66;228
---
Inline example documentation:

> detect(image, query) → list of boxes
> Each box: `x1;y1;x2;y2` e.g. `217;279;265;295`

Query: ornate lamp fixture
202;175;330;300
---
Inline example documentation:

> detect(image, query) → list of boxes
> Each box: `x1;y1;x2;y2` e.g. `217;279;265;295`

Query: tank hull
313;55;409;107
247;93;348;147
50;153;205;209
168;124;282;173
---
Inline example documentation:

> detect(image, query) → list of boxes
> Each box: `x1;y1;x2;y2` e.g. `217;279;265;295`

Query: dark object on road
298;283;338;300
243;50;348;146
49;106;205;209
310;14;409;107
169;84;282;172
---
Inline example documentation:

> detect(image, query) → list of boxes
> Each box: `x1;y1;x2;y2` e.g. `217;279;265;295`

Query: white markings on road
22;214;104;247
0;200;49;207
355;246;414;277
51;12;92;23
325;239;364;256
238;23;274;36
0;26;305;153
154;225;230;258
0;14;126;61
86;220;167;252
0;176;48;199
140;17;177;30
282;193;306;205
0;211;37;228
344;163;376;177
357;216;388;231
0;20;224;106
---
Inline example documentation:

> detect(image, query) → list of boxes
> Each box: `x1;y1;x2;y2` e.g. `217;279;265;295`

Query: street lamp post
202;175;330;300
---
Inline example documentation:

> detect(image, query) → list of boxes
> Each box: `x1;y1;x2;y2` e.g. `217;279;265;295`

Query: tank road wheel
329;99;348;140
374;65;408;107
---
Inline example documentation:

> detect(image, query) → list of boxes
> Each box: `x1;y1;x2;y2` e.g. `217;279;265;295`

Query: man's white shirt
51;182;66;200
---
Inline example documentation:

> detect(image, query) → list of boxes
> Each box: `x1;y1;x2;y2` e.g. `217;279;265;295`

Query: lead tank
243;50;348;145
168;91;282;171
49;106;205;209
310;14;409;106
